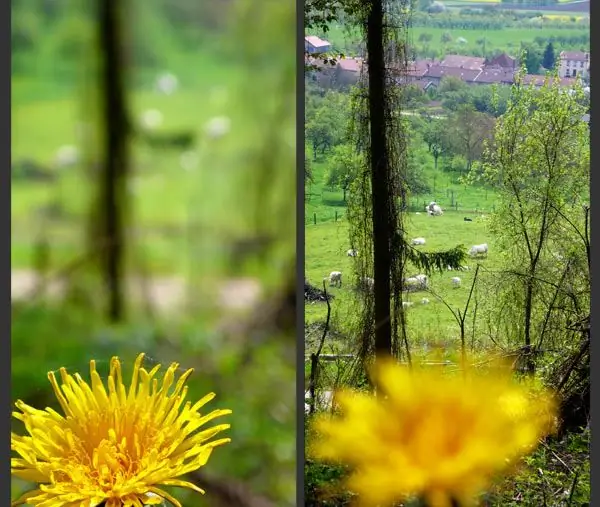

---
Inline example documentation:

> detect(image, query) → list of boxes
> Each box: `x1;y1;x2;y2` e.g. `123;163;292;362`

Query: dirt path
11;269;263;314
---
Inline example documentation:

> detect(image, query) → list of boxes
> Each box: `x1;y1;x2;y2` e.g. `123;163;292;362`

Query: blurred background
11;0;296;505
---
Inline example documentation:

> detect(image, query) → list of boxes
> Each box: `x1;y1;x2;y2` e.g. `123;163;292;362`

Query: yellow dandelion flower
11;353;232;507
311;359;556;507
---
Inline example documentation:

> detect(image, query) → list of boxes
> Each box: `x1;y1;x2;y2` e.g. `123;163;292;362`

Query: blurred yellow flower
312;359;556;507
11;353;232;507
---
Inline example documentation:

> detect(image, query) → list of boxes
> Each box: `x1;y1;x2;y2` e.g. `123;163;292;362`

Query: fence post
314;212;317;225
335;211;338;222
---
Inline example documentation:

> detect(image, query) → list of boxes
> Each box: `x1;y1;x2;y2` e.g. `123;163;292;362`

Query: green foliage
324;144;362;202
522;45;543;74
306;90;352;160
542;42;556;71
487;429;590;506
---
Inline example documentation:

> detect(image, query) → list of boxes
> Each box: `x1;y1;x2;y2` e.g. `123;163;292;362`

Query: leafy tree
522;46;542;74
472;69;589;371
448;104;495;173
305;91;350;160
437;76;467;94
324;144;361;202
542;42;556;71
441;31;453;44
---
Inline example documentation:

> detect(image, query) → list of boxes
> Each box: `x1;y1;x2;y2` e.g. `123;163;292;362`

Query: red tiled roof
473;68;515;84
439;54;485;70
488;53;517;69
559;51;588;62
337;57;363;72
424;65;481;81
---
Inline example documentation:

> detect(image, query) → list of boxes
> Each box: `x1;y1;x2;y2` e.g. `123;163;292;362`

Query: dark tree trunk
98;0;129;321
366;0;392;359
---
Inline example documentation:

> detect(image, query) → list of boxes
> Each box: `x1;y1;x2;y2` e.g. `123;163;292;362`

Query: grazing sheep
451;276;462;288
347;248;358;257
54;145;79;168
415;212;421;215
140;109;163;130
469;243;489;258
425;201;444;216
155;72;179;95
305;390;334;413
421;297;430;305
457;265;470;271
402;301;414;309
328;271;343;288
404;274;428;292
411;237;426;246
447;265;453;271
205;116;231;139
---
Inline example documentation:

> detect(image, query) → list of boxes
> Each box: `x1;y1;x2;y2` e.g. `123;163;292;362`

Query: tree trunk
98;0;129;322
523;269;535;374
366;0;392;359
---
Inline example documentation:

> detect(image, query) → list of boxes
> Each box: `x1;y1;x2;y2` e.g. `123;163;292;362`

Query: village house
305;35;332;55
558;51;589;80
306;49;583;93
333;57;364;88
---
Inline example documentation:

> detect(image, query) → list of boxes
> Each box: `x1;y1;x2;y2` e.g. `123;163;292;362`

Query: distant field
11;51;281;275
444;0;589;8
321;24;589;55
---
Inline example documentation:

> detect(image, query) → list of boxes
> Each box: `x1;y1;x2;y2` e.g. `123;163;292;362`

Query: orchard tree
324;143;361;202
449;104;495;173
305;90;350;159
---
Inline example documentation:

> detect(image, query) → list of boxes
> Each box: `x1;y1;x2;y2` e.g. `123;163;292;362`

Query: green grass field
306;213;498;344
11;52;274;275
320;23;588;56
305;149;501;350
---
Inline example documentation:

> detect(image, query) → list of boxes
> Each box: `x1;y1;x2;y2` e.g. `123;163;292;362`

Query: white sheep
426;201;444;216
328;271;343;288
155;72;179;95
415;212;421;215
411;237;426;246
305;390;334;413
205;116;231;139
140;109;163;130
421;297;430;304
451;276;462;288
54;145;79;168
402;301;414;309
469;243;488;258
404;274;428;291
347;248;358;257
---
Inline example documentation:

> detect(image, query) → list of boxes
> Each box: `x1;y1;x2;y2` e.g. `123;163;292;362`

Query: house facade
558;51;589;79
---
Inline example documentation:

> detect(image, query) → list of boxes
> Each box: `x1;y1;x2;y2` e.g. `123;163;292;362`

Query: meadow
322;23;589;55
12;51;272;275
305;148;501;350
